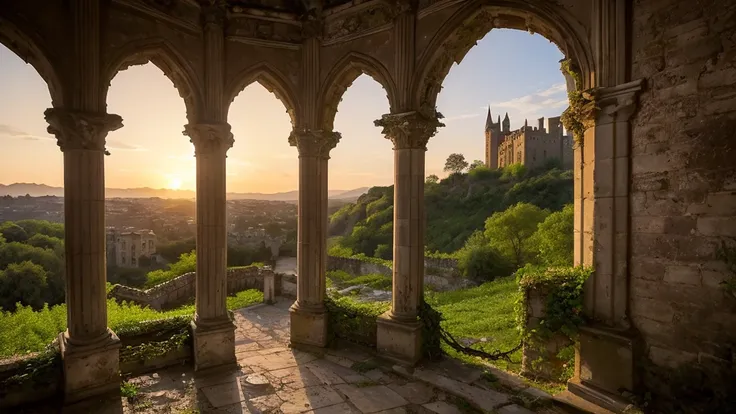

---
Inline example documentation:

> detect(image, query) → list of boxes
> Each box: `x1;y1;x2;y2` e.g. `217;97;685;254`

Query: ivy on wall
560;59;596;146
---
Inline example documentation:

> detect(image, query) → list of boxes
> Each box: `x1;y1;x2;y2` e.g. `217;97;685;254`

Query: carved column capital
590;79;646;124
184;123;234;156
374;111;444;150
44;108;123;153
288;129;341;159
201;2;226;28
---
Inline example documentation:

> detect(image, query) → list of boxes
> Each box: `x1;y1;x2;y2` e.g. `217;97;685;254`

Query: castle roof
485;106;494;130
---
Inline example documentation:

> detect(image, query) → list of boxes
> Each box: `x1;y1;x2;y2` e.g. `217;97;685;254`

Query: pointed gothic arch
101;38;203;122
225;62;300;128
318;52;398;131
0;16;64;107
413;0;594;113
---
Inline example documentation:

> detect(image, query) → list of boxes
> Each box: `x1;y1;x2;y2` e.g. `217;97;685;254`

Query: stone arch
318;52;398;131
0;16;64;107
225;62;300;128
101;38;203;121
412;0;595;113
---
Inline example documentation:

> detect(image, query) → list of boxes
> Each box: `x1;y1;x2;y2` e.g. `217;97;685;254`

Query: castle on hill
484;107;573;170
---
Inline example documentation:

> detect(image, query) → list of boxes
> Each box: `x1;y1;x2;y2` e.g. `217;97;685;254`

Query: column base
191;317;236;372
59;329;121;404
569;324;635;412
289;303;328;348
376;312;422;366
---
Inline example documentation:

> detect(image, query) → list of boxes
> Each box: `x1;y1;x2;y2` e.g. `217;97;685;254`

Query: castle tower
502;112;510;133
484;106;502;168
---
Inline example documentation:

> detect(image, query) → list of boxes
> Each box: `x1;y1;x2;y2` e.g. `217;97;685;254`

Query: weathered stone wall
108;266;279;310
326;255;392;277
630;0;736;410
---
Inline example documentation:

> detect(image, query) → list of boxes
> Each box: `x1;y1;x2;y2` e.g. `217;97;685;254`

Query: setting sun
167;177;183;190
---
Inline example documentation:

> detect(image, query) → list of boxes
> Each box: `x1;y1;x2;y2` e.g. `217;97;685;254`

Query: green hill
329;164;573;257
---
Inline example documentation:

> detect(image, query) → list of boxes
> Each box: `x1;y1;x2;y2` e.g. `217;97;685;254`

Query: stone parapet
108;266;281;310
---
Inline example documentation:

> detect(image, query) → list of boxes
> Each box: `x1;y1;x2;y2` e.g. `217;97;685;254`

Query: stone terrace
24;300;598;414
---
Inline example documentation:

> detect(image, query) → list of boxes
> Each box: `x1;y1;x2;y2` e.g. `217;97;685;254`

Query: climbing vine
560;59;596;146
0;346;61;390
118;316;192;364
515;265;592;343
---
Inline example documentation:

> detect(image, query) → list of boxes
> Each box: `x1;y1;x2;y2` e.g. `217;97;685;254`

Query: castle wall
629;0;736;409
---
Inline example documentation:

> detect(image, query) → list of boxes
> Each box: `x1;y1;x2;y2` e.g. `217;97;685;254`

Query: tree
264;222;283;238
532;204;574;266
444;153;468;174
0;222;29;243
456;231;512;283
484;202;549;267
426;174;439;184
27;234;64;253
0;261;48;311
469;160;485;170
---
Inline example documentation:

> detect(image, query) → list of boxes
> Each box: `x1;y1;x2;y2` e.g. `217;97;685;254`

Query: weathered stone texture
631;0;736;408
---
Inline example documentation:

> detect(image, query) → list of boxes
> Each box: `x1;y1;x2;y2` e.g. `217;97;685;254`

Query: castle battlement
484;107;572;170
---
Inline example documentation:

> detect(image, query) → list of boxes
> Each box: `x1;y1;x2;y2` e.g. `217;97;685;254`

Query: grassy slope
427;276;521;372
0;289;263;358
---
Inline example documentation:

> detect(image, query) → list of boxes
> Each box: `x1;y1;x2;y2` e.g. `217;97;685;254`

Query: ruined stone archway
101;38;203;122
225;62;300;128
412;0;595;114
318;52;398;132
0;16;64;107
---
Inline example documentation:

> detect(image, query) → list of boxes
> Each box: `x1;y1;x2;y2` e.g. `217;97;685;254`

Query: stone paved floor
40;298;581;414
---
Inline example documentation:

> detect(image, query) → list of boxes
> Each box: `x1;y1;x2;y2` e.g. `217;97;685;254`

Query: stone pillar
374;112;443;365
45;108;123;402
185;123;236;372
288;130;339;347
569;80;644;410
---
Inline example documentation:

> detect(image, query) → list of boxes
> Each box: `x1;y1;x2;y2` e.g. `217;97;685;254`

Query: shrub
501;163;528;180
26;234;63;253
325;295;389;347
456;232;512;283
532;204;574;267
0;222;28;243
374;244;392;260
0;261;49;311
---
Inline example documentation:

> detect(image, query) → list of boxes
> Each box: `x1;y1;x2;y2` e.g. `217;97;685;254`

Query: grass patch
426;276;521;372
0;289;263;359
326;270;392;290
325;295;389;347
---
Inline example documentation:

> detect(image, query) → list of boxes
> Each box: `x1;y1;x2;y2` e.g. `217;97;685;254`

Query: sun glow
167;177;183;190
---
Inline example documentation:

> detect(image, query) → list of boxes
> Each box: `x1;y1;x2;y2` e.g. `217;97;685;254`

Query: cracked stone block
335;384;408;413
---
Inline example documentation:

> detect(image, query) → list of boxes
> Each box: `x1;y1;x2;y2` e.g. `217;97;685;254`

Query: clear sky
0;29;566;193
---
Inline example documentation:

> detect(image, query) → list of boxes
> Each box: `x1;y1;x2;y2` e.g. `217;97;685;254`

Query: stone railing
326;255;471;291
108;266;280;310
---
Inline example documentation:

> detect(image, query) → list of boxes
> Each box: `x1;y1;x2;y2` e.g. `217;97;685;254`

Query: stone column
570;79;644;410
45;108;123;402
288;130;339;347
374;112;443;365
185;123;236;371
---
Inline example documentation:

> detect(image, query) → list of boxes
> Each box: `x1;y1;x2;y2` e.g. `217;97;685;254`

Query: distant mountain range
0;183;370;202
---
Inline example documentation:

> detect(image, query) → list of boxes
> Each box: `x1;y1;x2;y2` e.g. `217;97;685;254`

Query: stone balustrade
108;266;281;310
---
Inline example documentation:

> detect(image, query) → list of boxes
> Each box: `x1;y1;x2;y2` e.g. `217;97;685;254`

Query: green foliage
328;242;354;258
373;243;392;260
144;251;196;288
468;160;485;170
444;153;469;174
419;300;443;360
426;276;521;371
331;166;572;255
456;232;512;283
26;234;63;253
426;174;440;184
120;381;139;398
515;265;592;341
156;238;196;263
324;295;389;346
501;164;528;180
484;203;549;267
15;220;64;239
0;222;29;243
559;59;594;145
532;204;574;267
108;266;148;288
349;274;392;290
0;289;262;358
0;346;60;390
0;261;48;310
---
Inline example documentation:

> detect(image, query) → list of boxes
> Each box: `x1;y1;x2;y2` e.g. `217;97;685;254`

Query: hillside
329;165;573;256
